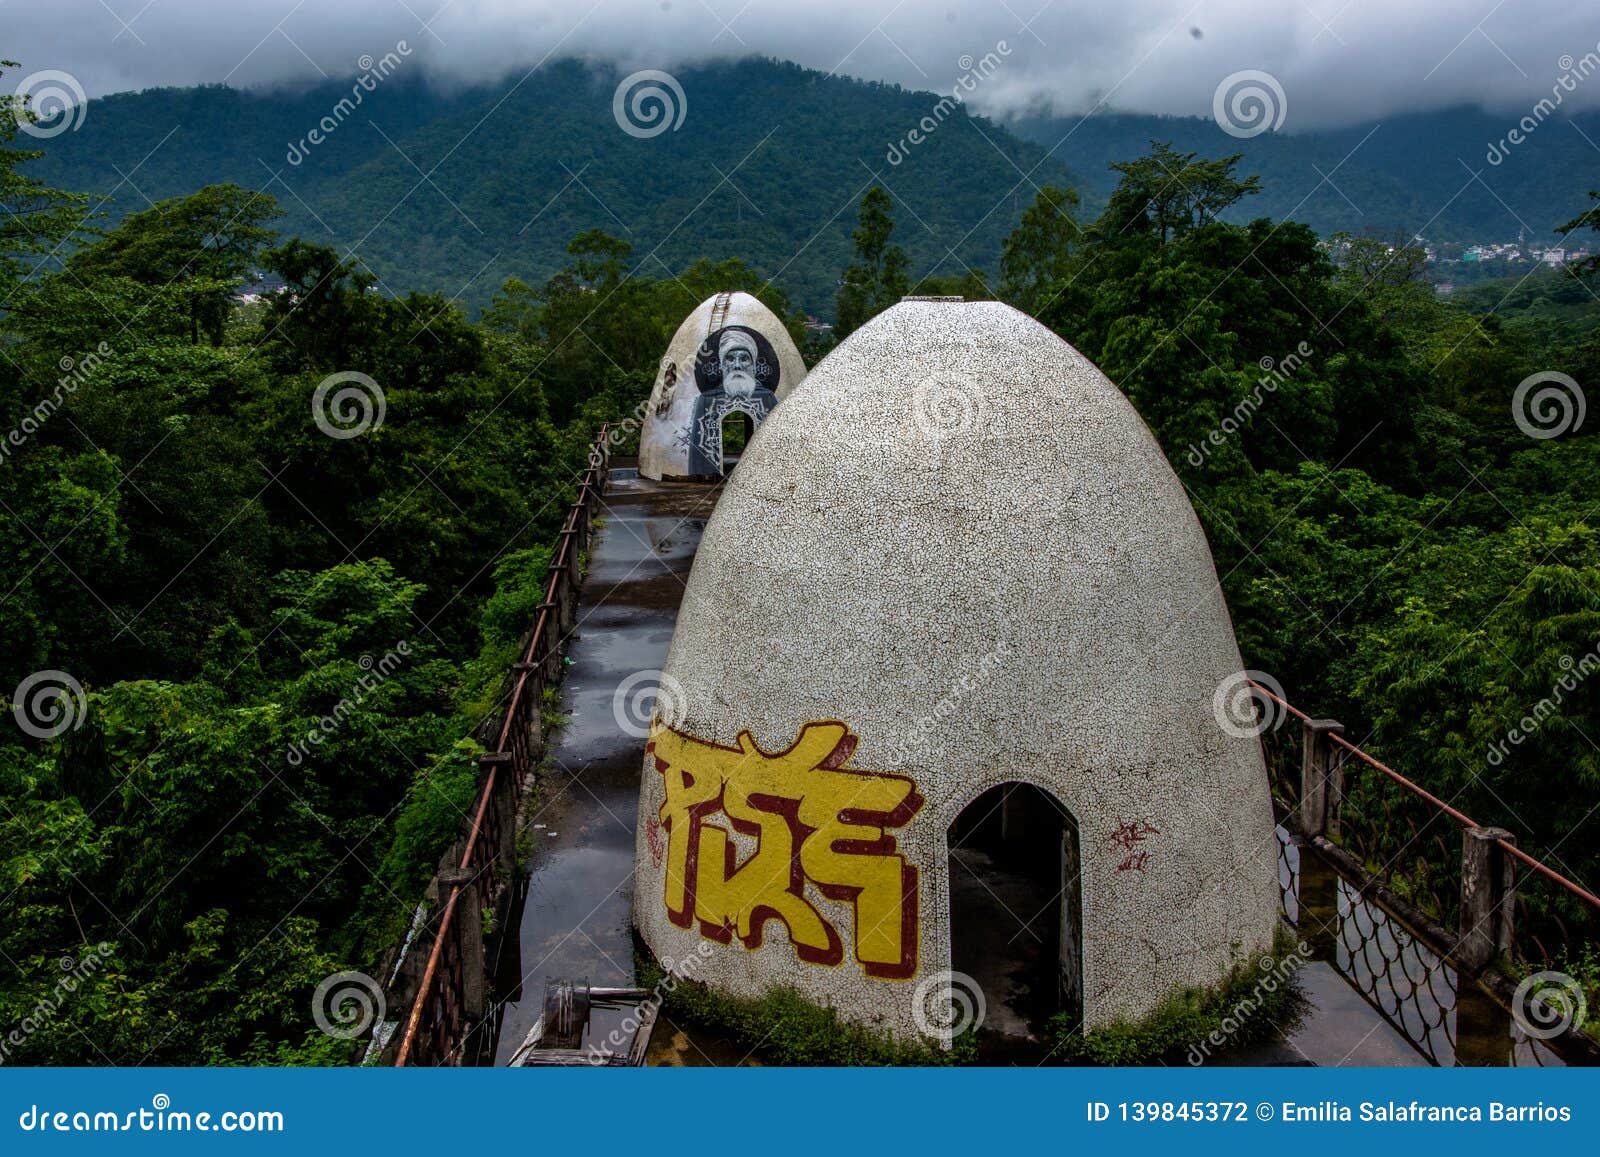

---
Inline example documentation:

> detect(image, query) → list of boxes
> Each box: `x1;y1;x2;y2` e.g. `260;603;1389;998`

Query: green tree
1093;141;1260;245
1556;191;1600;279
835;186;909;338
0;61;88;305
999;184;1080;312
68;184;282;345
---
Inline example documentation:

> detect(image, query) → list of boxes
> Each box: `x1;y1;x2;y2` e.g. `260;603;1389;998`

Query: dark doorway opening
948;782;1081;1057
720;411;751;472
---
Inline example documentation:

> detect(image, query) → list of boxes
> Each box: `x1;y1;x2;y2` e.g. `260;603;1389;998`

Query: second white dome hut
639;291;807;481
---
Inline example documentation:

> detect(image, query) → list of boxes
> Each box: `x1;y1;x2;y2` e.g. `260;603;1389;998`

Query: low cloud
6;0;1598;130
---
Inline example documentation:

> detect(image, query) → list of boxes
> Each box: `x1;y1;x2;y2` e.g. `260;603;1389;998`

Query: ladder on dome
708;291;733;332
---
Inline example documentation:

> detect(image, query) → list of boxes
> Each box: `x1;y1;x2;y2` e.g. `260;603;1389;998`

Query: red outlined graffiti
648;719;923;979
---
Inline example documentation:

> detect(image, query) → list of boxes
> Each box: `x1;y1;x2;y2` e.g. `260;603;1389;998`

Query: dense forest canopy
3;52;1600;1063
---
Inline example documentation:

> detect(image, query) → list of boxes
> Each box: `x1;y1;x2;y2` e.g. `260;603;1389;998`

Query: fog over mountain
7;0;1599;129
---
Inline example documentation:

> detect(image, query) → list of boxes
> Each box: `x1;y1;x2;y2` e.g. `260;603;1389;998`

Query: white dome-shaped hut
634;300;1277;1044
639;291;807;481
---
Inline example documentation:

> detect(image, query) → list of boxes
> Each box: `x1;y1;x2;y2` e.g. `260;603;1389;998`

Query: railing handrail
1249;679;1600;915
393;424;611;1067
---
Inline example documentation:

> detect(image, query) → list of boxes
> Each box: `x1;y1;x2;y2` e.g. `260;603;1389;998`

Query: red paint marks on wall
1110;819;1159;872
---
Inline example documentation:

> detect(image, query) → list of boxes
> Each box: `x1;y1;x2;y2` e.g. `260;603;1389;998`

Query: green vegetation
1043;933;1309;1066
637;952;971;1066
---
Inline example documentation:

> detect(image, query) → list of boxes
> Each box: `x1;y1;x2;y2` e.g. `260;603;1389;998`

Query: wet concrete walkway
492;464;720;1064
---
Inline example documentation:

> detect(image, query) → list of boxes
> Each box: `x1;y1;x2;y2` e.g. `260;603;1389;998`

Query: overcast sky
5;0;1598;129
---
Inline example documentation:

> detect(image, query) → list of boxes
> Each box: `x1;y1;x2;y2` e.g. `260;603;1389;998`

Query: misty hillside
27;57;1600;317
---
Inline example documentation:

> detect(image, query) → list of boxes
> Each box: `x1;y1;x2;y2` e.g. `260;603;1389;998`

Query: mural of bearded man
685;325;782;474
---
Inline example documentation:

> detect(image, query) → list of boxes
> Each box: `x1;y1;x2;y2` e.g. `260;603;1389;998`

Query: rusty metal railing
392;425;611;1067
1250;679;1600;964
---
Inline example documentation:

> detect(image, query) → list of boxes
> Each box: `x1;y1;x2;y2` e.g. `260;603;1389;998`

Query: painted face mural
647;719;923;979
683;324;782;475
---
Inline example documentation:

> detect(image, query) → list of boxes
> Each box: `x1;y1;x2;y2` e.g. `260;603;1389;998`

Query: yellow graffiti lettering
647;719;923;978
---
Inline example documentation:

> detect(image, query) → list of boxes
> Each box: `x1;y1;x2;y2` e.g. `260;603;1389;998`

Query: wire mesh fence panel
1337;771;1463;928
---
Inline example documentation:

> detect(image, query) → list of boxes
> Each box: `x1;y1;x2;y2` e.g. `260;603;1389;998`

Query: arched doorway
947;782;1082;1053
720;411;751;472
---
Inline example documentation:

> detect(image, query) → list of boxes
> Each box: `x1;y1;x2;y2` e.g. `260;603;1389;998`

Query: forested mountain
28;60;1069;316
29;58;1600;318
